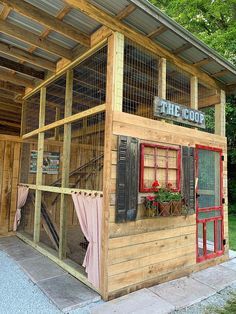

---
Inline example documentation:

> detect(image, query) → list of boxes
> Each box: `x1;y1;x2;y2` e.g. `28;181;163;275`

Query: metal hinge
223;239;226;246
221;155;224;161
222;198;225;204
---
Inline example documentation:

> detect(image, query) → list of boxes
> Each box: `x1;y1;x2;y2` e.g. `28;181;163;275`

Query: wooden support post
59;69;73;259
215;90;226;136
20;101;26;137
106;32;124;112
190;76;198;110
158;58;167;122
100;32;124;299
33;87;46;243
158;58;166;99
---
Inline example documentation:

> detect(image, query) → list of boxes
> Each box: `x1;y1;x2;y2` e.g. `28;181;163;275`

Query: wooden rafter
172;43;192;55
0;42;56;71
1;0;90;47
0;80;25;94
193;57;212;67
116;4;136;20
0;56;44;79
65;0;221;89
0;68;35;87
147;25;167;39
0;95;22;105
0;4;10;19
212;69;228;78
0;120;20;128
0;19;72;59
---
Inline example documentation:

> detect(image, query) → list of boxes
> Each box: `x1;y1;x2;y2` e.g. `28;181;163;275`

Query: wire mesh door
196;146;224;262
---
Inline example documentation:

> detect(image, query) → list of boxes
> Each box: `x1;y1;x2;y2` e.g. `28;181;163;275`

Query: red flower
147;195;154;201
152;180;160;188
153;202;158;206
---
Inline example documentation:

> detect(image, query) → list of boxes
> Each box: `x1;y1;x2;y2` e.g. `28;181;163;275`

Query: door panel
196;146;224;262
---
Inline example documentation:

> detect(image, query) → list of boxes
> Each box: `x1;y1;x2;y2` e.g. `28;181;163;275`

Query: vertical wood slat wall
0;136;21;235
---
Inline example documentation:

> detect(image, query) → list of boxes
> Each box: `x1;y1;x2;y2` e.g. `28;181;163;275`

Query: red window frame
140;143;181;192
195;145;224;262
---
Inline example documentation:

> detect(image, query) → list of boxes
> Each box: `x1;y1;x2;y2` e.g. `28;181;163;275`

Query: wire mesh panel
72;46;107;114
123;39;159;118
19;138;38;185
18;189;35;240
45;75;66;126
198;81;218;108
23;92;40;135
68;111;105;191
166;62;191;106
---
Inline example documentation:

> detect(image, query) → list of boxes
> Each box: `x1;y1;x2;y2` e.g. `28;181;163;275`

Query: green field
229;215;236;251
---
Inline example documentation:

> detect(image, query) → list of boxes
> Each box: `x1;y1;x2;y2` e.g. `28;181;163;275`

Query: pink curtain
72;193;102;289
13;186;29;231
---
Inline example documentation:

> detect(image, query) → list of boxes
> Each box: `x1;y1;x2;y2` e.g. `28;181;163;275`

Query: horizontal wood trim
109;225;195;249
108;244;195;276
108;233;195;265
108;253;196;292
21;184;102;195
112;112;227;147
22;104;106;139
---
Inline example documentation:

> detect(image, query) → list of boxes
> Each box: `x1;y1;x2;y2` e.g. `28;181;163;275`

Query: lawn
229;215;236;251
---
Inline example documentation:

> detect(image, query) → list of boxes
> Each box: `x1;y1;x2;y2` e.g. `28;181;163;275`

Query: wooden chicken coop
0;0;236;301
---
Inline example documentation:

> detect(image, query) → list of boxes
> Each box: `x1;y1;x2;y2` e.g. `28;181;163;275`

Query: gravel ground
0;250;61;314
174;283;236;314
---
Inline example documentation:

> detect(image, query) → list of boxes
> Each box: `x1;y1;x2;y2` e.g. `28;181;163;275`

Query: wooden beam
215;90;226;136
65;0;222;89
158;58;166;99
147;25;167;39
0;80;25;94
0;4;10;19
0;103;21;113
0;42;56;71
173;43;192;55
22;103;105;139
1;0;90;47
59;69;73;260
227;83;236;93
190;76;198;110
0;120;20;128
0;95;21;105
0;56;44;79
106;32;124;111
34;87;46;243
212;69;229;78
198;94;221;108
116;4;136;20
0;69;35;87
0;19;72;59
193;57;212;67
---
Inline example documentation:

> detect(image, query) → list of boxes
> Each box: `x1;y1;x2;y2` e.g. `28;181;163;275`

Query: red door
196;145;224;262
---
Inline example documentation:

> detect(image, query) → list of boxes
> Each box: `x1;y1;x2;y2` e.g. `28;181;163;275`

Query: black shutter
182;146;195;213
116;136;139;223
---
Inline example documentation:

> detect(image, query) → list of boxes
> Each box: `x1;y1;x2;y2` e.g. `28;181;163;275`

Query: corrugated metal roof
154;30;187;51
90;0;129;16
47;31;77;49
7;11;45;35
124;9;161;35
63;9;101;35
0;33;31;50
179;47;208;64
24;0;65;17
33;48;60;62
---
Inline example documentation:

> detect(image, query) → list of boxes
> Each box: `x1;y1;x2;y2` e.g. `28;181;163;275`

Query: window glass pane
198;149;220;208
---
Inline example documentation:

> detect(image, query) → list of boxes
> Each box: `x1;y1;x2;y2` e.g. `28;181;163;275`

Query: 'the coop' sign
154;97;206;129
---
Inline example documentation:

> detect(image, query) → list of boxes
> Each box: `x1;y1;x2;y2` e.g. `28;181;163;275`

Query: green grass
229;215;236;251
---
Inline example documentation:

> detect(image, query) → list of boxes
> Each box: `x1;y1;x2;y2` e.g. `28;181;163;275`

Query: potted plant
144;180;182;217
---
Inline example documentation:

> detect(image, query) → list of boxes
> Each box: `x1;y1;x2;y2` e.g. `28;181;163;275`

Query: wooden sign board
154;97;206;129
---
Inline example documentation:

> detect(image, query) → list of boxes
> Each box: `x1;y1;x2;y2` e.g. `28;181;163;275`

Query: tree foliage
150;0;236;204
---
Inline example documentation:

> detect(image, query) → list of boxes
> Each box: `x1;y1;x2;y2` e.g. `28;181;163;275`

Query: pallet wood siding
0;136;21;234
106;111;228;299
